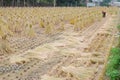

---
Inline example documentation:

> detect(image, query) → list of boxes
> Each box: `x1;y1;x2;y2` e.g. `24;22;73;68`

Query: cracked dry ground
0;15;118;80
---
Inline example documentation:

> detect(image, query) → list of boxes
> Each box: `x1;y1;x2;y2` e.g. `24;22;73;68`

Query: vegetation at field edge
106;25;120;80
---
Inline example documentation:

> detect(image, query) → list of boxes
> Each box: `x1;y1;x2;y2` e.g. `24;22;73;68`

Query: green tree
101;0;112;6
0;0;87;7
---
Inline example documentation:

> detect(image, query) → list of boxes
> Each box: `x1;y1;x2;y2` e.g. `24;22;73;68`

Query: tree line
0;0;111;7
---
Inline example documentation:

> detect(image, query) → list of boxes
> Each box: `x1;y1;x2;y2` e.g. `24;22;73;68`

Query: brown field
0;7;119;80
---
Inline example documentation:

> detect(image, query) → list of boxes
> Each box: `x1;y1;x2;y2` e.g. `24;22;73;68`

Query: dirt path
0;15;118;80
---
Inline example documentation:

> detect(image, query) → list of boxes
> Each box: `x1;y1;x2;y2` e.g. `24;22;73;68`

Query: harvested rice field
0;7;119;80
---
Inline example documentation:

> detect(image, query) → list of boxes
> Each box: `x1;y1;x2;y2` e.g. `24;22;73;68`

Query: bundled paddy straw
0;35;12;54
27;24;36;38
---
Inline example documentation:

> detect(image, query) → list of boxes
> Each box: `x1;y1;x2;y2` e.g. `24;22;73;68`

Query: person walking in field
102;11;106;18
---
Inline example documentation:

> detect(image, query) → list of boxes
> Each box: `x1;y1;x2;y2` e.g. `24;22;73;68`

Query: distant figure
102;11;106;18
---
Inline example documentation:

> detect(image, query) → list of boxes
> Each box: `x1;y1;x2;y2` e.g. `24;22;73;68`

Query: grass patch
106;48;120;80
117;25;120;31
